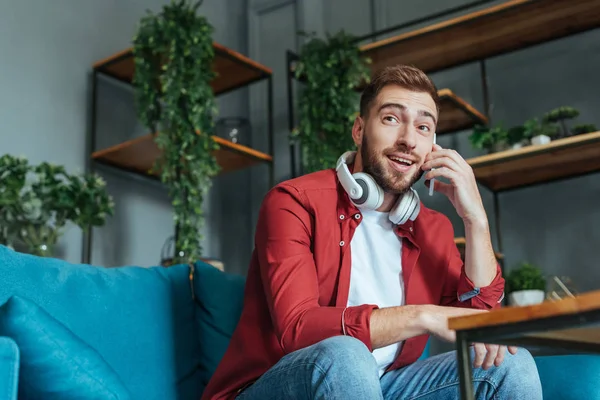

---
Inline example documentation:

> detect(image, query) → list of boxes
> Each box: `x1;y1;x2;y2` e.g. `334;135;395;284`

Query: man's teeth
389;156;413;165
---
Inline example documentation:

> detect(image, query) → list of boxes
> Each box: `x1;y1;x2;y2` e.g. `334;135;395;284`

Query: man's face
353;85;438;195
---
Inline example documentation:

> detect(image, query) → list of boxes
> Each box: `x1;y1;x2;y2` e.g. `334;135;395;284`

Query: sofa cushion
0;295;131;399
535;354;600;399
192;260;246;387
0;245;203;400
0;336;19;400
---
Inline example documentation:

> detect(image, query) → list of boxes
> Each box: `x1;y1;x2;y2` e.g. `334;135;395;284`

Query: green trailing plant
506;262;546;293
132;0;220;263
292;30;372;173
0;154;114;256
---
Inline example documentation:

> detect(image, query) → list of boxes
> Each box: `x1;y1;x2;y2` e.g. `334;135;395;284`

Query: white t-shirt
348;209;405;377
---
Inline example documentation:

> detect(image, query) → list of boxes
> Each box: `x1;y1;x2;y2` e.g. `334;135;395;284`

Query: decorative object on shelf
215;117;250;146
543;106;579;138
468;124;512;153
506;262;547;306
571;123;597;136
546;275;579;301
132;0;219;264
291;30;371;173
523;117;559;146
0;154;114;257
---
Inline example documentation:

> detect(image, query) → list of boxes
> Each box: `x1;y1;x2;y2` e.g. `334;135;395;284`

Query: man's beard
360;134;424;195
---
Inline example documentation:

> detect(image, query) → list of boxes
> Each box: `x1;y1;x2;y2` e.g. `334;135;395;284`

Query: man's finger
473;343;486;369
482;344;498;370
508;346;519;355
494;345;506;367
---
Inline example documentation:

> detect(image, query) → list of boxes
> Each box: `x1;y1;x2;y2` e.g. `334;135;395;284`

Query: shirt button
339;241;345;246
409;227;413;232
339;215;345;220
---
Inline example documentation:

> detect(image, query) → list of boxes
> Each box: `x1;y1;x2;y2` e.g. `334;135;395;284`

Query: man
202;65;543;399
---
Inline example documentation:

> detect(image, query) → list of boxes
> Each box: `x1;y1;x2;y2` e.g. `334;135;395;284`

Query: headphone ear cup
350;172;384;210
389;188;421;225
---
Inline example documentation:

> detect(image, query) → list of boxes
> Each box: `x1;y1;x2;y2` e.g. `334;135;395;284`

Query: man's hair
359;65;440;117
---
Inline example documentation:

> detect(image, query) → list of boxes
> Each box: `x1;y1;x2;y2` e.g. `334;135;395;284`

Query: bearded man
202;65;543;400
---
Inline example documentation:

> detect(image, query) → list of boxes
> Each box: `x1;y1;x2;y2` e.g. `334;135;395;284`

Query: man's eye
419;125;430;132
384;116;398;123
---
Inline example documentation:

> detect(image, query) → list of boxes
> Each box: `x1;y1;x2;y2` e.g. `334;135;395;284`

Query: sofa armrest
0;336;19;400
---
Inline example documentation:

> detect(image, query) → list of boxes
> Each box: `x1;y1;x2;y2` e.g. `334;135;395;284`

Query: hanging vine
132;0;220;263
292;30;372;173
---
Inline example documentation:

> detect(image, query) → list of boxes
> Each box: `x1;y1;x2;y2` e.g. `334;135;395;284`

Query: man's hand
419;305;517;369
421;143;486;224
472;343;519;370
418;304;486;342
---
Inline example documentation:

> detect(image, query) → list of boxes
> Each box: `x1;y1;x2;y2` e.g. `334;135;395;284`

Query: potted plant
132;0;220;264
468;124;510;153
523;117;559;146
291;30;371;173
0;154;114;257
506;262;547;306
543;106;580;139
506;124;528;149
571;123;597;136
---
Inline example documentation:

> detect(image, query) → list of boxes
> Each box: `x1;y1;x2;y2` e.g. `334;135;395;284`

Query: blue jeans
236;336;543;399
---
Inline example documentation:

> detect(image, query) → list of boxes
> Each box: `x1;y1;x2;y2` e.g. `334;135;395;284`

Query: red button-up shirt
202;168;504;400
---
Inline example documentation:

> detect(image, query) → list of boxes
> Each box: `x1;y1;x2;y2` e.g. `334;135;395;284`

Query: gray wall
0;0;255;273
248;0;600;353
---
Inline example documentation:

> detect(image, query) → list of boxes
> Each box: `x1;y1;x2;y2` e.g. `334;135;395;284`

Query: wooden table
448;289;600;400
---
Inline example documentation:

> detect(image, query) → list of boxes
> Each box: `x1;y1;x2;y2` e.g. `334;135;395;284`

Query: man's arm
369;304;486;349
464;217;498;288
423;144;505;309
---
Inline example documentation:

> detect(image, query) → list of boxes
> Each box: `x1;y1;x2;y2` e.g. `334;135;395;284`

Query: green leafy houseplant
506;262;546;294
292;30;372;173
522;117;559;141
0;154;114;256
468;124;510;153
132;0;220;264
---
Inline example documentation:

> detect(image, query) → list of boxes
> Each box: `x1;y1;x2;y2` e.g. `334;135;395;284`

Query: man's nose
396;125;417;149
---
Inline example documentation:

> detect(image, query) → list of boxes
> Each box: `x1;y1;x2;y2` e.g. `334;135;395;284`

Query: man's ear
351;116;364;146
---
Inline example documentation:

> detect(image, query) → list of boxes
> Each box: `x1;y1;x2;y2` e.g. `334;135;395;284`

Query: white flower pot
531;135;551;146
509;289;545;306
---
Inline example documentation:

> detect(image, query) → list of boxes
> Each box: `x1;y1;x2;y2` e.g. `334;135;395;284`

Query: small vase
509;289;546;306
531;135;551;146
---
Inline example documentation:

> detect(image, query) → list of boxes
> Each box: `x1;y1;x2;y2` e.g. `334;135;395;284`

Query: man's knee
497;347;543;395
310;336;378;375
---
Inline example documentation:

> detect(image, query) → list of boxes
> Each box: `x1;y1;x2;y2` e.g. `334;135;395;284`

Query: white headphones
336;151;420;225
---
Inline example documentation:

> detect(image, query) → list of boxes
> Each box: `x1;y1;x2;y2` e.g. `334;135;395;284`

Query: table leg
457;331;474;400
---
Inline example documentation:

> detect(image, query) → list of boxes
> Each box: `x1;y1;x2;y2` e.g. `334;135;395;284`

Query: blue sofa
0;244;598;399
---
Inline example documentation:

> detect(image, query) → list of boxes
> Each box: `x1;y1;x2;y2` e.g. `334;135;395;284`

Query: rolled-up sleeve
439;220;505;310
255;184;378;354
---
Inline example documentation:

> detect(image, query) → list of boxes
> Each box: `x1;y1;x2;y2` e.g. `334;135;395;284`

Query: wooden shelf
360;0;600;74
91;134;272;178
454;237;504;260
467;131;600;192
437;89;487;134
93;43;272;95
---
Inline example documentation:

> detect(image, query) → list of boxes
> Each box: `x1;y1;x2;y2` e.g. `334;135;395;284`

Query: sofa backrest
0;245;204;400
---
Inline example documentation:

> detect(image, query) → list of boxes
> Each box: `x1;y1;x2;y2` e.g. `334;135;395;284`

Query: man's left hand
421;143;486;223
472;343;519;369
